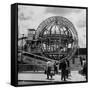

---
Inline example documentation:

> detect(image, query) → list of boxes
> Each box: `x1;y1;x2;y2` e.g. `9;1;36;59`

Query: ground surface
18;71;86;85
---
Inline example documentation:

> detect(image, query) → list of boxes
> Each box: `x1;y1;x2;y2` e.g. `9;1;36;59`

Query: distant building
28;29;36;40
75;48;87;55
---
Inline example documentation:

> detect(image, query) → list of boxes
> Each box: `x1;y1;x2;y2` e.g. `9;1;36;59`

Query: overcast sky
18;5;86;48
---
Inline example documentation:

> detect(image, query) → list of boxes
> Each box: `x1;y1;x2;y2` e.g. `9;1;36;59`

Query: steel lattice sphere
36;16;78;61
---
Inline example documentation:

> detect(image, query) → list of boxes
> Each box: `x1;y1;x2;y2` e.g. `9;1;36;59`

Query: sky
18;5;86;48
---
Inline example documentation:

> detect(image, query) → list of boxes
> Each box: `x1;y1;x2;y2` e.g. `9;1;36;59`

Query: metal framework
36;16;78;61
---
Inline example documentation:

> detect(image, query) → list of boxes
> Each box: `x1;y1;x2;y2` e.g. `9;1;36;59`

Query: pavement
18;71;86;85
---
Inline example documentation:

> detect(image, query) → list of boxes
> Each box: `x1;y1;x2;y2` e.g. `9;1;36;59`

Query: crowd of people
45;57;87;81
45;59;71;81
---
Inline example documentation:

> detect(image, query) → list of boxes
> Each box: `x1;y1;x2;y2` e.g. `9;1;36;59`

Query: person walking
66;60;71;79
80;56;83;66
54;61;58;74
46;61;54;79
59;60;67;81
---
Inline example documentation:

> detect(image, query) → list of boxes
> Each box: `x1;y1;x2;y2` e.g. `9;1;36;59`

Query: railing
20;50;56;62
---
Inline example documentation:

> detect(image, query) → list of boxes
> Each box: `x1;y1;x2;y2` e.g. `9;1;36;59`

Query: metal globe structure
36;16;78;61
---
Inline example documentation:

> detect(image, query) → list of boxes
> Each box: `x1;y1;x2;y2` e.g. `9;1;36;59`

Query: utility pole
21;34;24;63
